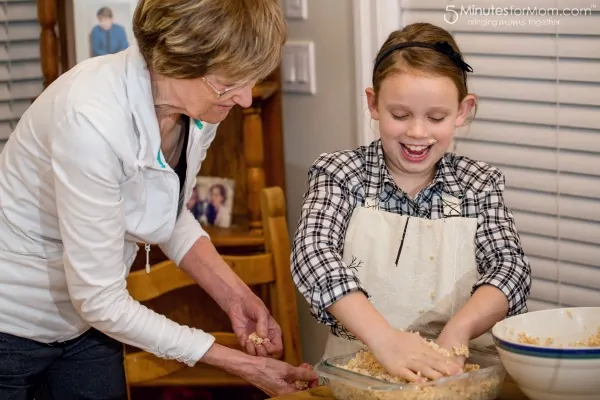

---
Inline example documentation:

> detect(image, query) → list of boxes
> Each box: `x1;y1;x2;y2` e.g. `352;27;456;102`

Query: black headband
373;41;474;78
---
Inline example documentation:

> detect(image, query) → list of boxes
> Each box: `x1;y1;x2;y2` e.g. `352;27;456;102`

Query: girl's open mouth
400;143;433;162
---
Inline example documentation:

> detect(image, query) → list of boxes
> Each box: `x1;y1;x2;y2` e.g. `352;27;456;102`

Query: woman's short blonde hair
133;0;286;83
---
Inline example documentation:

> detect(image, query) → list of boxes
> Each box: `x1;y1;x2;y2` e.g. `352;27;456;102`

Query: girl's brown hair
373;22;470;103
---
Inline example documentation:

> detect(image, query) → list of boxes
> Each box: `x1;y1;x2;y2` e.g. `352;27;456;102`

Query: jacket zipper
143;120;202;273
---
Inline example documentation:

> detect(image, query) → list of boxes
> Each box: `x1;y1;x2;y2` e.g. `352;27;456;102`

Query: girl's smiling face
366;72;476;180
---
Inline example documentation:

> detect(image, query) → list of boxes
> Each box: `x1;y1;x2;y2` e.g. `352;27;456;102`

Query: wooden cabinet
38;0;286;253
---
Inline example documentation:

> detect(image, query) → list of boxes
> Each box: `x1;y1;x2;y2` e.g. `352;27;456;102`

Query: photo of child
187;177;235;228
72;0;137;65
90;6;130;57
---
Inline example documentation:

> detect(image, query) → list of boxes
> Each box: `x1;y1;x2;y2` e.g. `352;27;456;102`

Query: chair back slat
222;254;275;285
260;187;302;366
127;255;274;302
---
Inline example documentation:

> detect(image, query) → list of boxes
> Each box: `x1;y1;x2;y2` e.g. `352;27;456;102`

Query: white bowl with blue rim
492;307;600;400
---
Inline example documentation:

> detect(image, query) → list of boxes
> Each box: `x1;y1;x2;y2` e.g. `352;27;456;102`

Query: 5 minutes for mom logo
443;4;597;24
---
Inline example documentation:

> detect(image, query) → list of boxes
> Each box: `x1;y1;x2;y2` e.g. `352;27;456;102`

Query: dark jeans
0;328;127;400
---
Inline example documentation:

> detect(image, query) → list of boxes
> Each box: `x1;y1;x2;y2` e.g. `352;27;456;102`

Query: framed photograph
187;177;236;229
70;0;138;65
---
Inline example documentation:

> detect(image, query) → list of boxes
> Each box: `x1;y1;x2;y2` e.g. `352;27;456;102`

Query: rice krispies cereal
330;335;502;400
516;327;600;348
248;332;270;345
329;377;502;400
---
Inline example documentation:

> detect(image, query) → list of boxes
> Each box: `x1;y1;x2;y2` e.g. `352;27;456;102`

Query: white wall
281;0;358;365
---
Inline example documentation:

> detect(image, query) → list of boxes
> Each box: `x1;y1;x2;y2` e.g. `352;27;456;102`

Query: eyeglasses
202;76;245;99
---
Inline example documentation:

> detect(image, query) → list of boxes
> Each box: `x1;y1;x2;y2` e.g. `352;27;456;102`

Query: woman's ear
365;87;380;120
456;94;477;127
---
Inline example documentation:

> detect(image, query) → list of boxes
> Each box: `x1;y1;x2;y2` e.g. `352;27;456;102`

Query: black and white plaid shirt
291;140;532;336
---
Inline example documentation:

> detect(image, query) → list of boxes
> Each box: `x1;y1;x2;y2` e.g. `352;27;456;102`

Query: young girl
291;22;532;383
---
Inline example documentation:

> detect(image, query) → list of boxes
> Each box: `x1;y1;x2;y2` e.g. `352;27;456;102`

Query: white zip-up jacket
0;46;216;366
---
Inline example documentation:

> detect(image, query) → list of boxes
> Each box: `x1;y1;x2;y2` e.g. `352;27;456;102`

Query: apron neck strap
364;196;379;209
441;192;462;217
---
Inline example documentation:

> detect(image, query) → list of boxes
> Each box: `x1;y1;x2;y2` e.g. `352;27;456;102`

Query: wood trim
60;0;76;70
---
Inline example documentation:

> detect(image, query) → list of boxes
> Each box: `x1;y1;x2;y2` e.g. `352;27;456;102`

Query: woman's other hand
298;363;319;389
201;343;317;397
226;293;284;358
370;328;463;382
243;358;317;397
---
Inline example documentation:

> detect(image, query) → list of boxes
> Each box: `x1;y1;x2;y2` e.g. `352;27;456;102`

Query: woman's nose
233;85;253;108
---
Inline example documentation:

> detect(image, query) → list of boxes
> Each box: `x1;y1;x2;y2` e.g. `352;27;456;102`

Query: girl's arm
290;152;368;330
438;169;532;353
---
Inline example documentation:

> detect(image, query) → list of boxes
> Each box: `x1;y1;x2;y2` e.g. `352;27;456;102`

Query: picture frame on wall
69;0;138;65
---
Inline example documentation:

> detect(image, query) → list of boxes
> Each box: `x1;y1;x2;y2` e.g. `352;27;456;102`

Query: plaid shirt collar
368;140;464;199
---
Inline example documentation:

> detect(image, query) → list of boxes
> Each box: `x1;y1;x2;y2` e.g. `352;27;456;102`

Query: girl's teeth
406;145;427;151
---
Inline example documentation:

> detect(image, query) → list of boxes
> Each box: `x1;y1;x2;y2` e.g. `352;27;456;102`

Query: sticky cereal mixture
516;327;600;348
338;347;479;385
330;334;502;400
294;380;309;390
248;332;270;345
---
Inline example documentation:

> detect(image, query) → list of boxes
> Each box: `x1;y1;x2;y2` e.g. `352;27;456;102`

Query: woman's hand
369;328;463;382
298;363;320;389
241;358;318;397
201;343;317;397
227;293;283;358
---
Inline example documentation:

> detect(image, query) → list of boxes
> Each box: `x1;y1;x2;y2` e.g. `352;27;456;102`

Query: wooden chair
123;186;302;395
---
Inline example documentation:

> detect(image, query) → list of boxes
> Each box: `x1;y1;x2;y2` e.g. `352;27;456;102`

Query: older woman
0;0;315;398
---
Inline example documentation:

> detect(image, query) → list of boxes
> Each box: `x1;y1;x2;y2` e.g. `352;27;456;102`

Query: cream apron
323;190;493;360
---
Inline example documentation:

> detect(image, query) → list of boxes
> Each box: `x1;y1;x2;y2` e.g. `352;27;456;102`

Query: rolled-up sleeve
472;170;532;316
52;107;214;367
291;154;368;326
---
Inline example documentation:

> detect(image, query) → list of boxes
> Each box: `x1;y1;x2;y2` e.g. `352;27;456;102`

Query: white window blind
0;0;43;153
397;0;600;311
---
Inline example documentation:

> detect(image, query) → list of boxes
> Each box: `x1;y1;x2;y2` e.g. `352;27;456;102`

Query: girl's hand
435;327;471;368
370;328;463;382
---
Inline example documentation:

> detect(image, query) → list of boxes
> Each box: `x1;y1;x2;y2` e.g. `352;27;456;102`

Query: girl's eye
392;114;409;120
429;116;445;122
